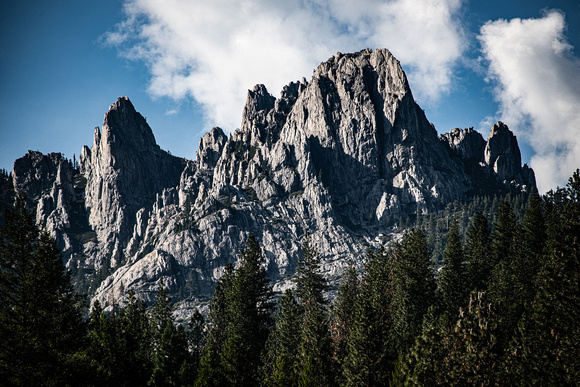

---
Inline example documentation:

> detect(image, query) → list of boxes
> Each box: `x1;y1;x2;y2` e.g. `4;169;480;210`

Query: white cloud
104;0;466;130
479;10;580;193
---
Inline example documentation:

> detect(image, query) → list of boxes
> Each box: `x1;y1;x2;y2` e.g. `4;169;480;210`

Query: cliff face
5;49;535;315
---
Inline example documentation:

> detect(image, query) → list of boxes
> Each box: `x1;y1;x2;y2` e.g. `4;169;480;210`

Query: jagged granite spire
4;50;536;315
79;97;185;269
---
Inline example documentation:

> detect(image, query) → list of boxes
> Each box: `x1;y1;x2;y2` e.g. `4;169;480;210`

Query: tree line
1;170;579;386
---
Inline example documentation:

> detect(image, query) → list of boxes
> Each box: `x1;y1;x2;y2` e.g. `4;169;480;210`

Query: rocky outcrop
440;127;486;162
11;151;77;258
79;97;186;270
3;49;537;316
440;123;536;194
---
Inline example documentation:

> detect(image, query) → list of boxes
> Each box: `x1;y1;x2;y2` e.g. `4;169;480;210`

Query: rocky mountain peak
440;127;486;162
3;49;538;316
485;121;522;182
102;96;158;153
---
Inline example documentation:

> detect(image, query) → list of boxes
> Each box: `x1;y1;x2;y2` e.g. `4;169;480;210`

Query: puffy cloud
479;10;580;193
104;0;466;130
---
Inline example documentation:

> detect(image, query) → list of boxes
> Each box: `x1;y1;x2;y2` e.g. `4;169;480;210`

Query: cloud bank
105;0;466;130
479;10;580;193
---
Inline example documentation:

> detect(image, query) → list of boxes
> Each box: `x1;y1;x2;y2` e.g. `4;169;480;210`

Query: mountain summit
5;49;535;313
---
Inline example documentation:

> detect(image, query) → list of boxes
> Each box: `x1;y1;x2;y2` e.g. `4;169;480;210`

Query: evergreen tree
391;228;436;354
261;289;302;387
394;306;449;386
147;281;192;386
465;211;492;292
197;234;273;386
0;192;87;385
438;219;468;316
221;233;273;386
331;260;359;373
440;292;500;385
196;264;234;387
120;290;153;386
293;233;334;386
506;171;580;385
343;248;393;386
188;309;206;382
517;192;545;305
294;233;327;306
488;200;523;351
150;320;191;386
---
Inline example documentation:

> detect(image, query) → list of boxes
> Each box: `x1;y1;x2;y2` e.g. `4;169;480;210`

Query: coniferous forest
1;170;579;386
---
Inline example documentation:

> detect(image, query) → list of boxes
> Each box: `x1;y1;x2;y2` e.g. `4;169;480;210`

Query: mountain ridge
3;48;535;315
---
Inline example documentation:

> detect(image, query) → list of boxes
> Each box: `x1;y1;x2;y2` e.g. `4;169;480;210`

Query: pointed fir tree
220;233;273;386
188;309;205;382
465;211;492;292
196;263;234;387
0;192;87;385
293;233;335;386
120;290;153;386
438;219;468;317
488;200;524;351
261;289;302;387
343;248;393;386
440;292;500;385
505;170;580;385
331;260;359;374
391;228;436;355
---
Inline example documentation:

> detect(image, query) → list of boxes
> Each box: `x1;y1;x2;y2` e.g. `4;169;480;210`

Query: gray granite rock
4;49;537;316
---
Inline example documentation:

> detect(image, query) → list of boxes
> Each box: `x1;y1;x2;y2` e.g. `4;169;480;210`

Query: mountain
3;48;535;316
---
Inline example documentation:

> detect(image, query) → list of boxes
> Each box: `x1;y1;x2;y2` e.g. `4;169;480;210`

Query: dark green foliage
438;219;468;316
0;192;87;386
188;310;206;381
504;170;580;385
465;211;492;291
196;234;273;386
399;292;500;386
261;290;302;387
331;260;359;371
391;228;436;354
417;193;529;265
149;282;192;386
150;320;192;386
294;233;328;306
343;248;393;386
488;200;525;351
293;233;335;386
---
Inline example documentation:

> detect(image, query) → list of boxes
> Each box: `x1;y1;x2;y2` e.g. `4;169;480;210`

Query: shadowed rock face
5;49;535;316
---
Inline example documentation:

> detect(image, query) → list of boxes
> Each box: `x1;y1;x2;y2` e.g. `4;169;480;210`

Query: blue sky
1;0;579;193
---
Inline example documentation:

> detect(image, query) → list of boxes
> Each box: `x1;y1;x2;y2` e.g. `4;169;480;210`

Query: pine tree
440;292;500;385
0;192;87;385
439;219;468;317
120;290;153;386
261;289;302;387
150;320;191;386
518;193;545;305
488;200;523;351
331;260;359;373
343;248;393;386
506;171;580;385
293;233;335;386
391;228;436;354
221;233;273;386
196;264;234;387
148;281;191;386
197;234;273;386
465;211;492;292
188;309;205;381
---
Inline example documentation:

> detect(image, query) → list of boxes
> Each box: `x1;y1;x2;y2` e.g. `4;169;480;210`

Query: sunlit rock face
5;49;535;316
